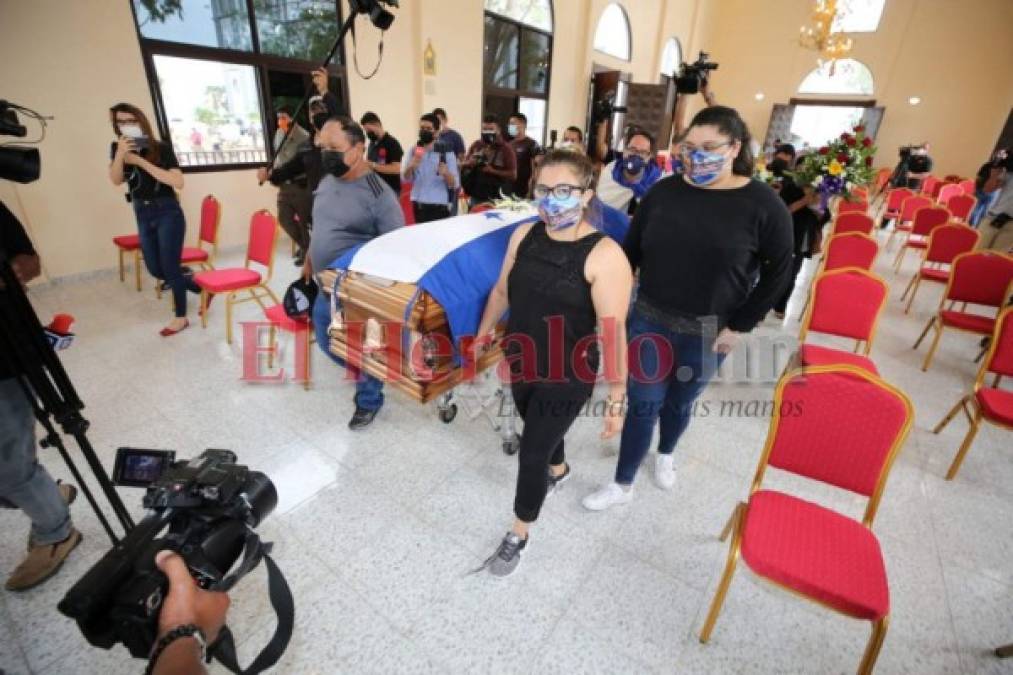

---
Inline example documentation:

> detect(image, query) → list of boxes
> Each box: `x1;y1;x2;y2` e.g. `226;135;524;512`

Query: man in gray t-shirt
307;116;405;430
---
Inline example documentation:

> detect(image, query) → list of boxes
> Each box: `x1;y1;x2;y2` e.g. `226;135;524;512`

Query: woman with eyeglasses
108;102;198;336
583;105;793;511
474;149;632;577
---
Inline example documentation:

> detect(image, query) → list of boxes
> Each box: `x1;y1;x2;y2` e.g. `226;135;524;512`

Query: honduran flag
329;209;539;352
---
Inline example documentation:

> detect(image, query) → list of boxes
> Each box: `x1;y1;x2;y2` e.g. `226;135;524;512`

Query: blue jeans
0;378;72;545
134;196;197;318
615;310;726;485
969;190;998;227
312;293;385;411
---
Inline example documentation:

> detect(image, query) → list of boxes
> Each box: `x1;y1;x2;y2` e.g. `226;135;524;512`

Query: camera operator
461;115;517;207
147;549;230;675
906;143;933;190
402;113;459;223
257;106;312;266
109;103;198;337
0;201;81;592
596;126;662;214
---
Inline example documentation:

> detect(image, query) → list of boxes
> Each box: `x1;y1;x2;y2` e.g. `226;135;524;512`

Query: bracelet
145;624;207;675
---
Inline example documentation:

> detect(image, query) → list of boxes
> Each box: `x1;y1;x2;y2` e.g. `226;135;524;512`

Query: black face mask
481;131;497;144
366;130;378;142
419;129;435;145
769;157;789;176
311;112;329;131
321;149;350;177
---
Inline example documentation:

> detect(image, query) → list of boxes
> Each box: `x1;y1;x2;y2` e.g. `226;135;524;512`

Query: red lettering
497;333;538;384
240;322;284;383
571;333;601;384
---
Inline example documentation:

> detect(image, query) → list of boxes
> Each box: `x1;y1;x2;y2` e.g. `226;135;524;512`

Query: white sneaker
654;454;676;491
582;482;633;511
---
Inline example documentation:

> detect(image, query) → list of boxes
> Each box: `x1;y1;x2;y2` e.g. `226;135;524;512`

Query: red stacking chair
930;180;950;200
795;267;887;374
901;224;980;314
832;212;874;236
838;199;868;215
959;178;976;195
871;168;892;199
944;193;976;222
876;187;913;229
797;232;879;321
936;183;962;206
920;176;939;197
852;186;869;201
181;195;221;270
885;195;931;250
699;365;914;675
112;234;143;292
914;251;1013;371
263;304;314;391
892;205;950;272
933;307;1013;479
195;209;281;345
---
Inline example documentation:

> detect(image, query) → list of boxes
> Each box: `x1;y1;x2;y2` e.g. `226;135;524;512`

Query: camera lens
242;471;277;527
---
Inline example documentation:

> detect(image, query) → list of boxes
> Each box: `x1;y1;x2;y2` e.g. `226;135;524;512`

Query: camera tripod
0;251;133;545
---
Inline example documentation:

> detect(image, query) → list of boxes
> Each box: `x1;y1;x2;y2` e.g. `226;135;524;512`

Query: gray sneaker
477;532;528;577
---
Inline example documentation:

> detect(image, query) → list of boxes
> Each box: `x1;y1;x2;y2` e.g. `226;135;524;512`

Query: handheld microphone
45;313;75;351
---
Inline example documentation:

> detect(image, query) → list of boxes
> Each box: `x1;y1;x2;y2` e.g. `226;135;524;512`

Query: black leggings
511;380;593;523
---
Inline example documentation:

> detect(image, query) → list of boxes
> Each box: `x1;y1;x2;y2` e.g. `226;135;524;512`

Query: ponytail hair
685;105;755;177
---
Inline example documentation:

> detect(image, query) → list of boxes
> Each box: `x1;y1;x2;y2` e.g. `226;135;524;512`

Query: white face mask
119;124;144;139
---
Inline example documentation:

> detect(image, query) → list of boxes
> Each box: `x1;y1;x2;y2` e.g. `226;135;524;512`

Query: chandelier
799;0;854;73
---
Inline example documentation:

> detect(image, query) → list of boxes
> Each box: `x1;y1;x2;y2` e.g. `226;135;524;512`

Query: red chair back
944;251;1013;308
924;224;980;265
931;180;949;200
247;210;279;268
909;206;950;237
199;195;220;246
832;212;874;236
763;367;913;498
936;184;962;205
851;186;869;200
806;268;888;343
944;193;976;221
823;233;878;271
920;176;939;196
899;195;931;222
959;179;976;195
874;168;892;193
838;199;868;215
884;188;913;212
986;308;1013;377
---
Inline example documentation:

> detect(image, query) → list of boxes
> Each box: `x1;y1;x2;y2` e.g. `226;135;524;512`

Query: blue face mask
537;193;583;231
685;148;728;186
623;154;646;176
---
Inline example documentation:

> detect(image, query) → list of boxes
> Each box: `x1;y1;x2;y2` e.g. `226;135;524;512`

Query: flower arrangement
790;123;877;209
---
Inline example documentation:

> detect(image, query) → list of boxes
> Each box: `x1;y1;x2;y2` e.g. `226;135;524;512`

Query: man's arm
270;143;309;185
374;189;407;236
726;198;794;333
1;202;41;288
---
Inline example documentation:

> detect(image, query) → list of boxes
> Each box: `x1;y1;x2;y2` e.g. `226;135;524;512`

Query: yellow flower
828;160;844;176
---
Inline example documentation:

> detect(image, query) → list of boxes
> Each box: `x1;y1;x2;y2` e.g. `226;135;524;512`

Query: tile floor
1;231;1011;675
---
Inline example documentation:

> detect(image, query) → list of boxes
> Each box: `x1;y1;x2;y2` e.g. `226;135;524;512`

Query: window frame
796;58;875;97
128;0;350;173
593;3;632;62
482;3;554;146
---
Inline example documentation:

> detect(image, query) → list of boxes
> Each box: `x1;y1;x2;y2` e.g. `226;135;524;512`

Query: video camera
0;100;42;183
349;0;399;30
675;51;719;94
592;93;627;125
58;448;287;664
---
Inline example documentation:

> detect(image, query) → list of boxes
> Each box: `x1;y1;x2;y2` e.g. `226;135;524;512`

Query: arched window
483;0;553;144
832;0;886;33
659;37;681;77
593;3;631;61
798;58;874;95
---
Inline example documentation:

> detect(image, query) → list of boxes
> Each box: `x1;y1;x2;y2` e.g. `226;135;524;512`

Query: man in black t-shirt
768;144;820;318
0;201;81;591
508;112;539;198
359;112;404;195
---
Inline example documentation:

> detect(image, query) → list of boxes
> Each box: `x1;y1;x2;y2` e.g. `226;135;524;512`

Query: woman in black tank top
473;150;632;577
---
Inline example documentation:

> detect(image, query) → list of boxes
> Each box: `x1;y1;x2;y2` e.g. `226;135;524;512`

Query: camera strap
209;532;294;675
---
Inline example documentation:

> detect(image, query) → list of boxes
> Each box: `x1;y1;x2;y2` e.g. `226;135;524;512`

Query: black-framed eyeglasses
532;183;586;199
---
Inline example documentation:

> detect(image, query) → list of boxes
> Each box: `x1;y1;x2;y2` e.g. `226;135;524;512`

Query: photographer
0;201;81;591
596;126;662;214
257;106;312;266
461;115;517;207
108;103;197;337
401;113;459;223
906;143;933;190
148;550;230;675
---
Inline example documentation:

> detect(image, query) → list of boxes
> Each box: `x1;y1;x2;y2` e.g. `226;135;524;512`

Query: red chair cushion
113;234;141;250
797;344;879;374
194;268;261;293
180;246;209;263
976;388;1013;426
263;303;310;332
919;267;949;283
741;490;889;621
906;237;927;250
896;222;913;232
939;310;995;334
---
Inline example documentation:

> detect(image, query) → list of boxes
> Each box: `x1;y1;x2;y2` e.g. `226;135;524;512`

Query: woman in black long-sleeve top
583;106;794;511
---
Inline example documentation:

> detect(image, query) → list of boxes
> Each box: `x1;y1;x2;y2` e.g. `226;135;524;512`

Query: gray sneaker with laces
480;532;528;577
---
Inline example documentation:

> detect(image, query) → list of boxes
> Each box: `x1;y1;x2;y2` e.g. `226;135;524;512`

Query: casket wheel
502;434;520;455
438;404;458;424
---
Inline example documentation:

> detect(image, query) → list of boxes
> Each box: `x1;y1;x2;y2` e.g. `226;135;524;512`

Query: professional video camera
675;51;719;94
898;145;915;160
0;100;42;183
58;448;288;665
349;0;398;30
592;93;627;125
